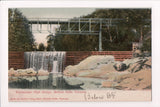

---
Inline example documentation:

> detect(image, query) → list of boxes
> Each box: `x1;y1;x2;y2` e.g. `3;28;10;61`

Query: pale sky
19;8;96;46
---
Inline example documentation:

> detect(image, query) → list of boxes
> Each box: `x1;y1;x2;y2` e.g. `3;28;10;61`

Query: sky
18;8;96;46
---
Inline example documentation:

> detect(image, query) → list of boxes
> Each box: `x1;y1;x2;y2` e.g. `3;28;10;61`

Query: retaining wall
9;51;24;70
9;51;133;69
65;51;133;66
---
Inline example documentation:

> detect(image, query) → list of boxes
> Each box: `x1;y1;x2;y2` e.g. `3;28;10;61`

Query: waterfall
24;52;66;73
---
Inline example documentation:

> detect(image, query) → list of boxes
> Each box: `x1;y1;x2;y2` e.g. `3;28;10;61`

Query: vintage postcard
2;1;160;107
8;7;152;102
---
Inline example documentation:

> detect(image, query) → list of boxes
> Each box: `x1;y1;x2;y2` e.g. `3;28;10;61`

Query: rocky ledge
8;55;151;90
63;55;151;90
8;68;50;77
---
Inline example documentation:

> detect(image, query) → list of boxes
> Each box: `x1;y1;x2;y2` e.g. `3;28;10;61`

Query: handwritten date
84;92;116;101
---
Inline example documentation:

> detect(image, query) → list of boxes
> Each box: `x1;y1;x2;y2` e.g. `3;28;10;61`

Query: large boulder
100;71;131;81
9;68;39;76
16;68;37;76
76;55;114;70
75;63;117;78
113;62;127;71
113;69;151;90
101;81;118;88
8;68;18;76
63;65;79;76
124;57;151;73
63;55;115;76
123;57;144;67
63;76;84;86
144;57;151;67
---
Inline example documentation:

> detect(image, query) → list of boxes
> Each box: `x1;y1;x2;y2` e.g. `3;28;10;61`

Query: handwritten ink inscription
84;92;116;101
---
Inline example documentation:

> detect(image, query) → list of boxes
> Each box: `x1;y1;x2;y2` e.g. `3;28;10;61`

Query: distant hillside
54;9;151;51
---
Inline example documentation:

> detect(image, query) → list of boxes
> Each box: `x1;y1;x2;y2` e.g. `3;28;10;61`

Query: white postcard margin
0;0;160;107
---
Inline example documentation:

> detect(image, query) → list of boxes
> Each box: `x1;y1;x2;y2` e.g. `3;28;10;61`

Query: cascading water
24;52;66;73
9;51;82;89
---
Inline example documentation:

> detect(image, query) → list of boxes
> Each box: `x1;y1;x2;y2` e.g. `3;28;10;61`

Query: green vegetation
46;33;55;51
54;9;151;51
8;8;151;52
9;9;35;51
38;43;46;51
141;34;151;52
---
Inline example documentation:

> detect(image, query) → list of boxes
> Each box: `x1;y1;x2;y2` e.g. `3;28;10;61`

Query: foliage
141;38;151;52
46;33;55;51
38;43;46;51
9;9;35;51
54;9;151;51
32;42;38;51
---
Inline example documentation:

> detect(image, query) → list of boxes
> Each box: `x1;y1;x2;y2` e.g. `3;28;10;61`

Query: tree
141;38;151;52
46;33;55;51
53;9;151;51
32;42;38;51
9;8;35;51
38;43;46;51
140;31;151;52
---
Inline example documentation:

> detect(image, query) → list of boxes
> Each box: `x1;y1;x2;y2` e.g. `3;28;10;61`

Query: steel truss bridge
28;18;150;51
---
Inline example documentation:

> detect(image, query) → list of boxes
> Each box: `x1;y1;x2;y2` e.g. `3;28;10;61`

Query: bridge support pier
99;20;102;51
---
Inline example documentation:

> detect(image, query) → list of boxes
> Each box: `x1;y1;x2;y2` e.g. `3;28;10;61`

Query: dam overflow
24;52;66;73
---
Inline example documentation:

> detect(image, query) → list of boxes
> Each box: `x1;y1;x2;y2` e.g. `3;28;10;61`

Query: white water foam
24;51;66;73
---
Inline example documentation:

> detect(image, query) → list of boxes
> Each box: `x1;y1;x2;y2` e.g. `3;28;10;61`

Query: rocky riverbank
63;55;151;90
8;68;50;77
8;55;151;90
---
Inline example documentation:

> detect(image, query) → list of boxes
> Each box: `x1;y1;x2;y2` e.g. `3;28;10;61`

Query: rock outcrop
113;62;127;71
123;57;151;73
63;55;151;90
9;55;151;90
8;68;49;77
63;55;115;77
113;69;151;90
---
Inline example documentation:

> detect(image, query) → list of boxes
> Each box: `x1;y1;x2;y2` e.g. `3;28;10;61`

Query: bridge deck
28;18;122;24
